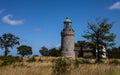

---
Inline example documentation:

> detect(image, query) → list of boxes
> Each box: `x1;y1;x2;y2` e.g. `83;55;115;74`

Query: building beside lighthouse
61;17;75;58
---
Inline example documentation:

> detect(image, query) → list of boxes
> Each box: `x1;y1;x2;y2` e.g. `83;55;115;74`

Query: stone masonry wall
61;35;75;58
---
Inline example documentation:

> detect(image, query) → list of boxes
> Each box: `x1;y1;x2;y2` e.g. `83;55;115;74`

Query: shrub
27;57;36;62
52;58;71;75
0;56;23;66
80;59;91;64
74;58;80;68
38;58;43;62
95;59;104;64
109;59;120;65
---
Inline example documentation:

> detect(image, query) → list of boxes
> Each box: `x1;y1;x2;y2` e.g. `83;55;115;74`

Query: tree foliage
39;46;61;57
0;33;20;56
17;45;32;57
83;18;116;61
107;46;120;58
39;46;49;56
49;48;61;57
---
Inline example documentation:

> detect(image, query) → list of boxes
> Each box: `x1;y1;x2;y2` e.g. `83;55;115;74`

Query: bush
109;59;120;65
38;58;43;62
80;59;91;64
95;59;104;64
74;58;80;68
0;56;23;66
27;57;36;62
52;58;71;75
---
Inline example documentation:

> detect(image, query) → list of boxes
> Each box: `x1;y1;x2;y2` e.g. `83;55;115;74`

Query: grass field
0;57;120;75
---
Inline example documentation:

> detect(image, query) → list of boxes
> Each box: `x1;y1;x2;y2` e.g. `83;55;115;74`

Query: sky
0;0;120;56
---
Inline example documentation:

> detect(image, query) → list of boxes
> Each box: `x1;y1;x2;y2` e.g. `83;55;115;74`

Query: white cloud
44;44;53;49
56;43;61;48
2;14;24;25
0;9;5;14
109;1;120;10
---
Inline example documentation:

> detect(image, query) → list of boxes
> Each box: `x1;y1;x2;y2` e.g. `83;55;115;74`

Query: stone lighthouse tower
61;17;75;58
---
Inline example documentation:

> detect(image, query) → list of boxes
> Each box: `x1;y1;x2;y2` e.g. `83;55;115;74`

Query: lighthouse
61;17;75;58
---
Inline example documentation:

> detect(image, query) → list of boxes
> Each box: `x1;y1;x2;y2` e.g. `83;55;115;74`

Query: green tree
0;33;20;56
17;45;32;57
83;18;116;62
107;46;120;58
49;48;61;57
39;46;49;56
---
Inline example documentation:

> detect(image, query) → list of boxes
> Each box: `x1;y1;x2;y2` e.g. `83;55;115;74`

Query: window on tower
64;23;71;29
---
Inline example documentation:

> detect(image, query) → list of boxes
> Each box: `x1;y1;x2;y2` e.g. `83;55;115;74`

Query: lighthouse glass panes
64;22;71;29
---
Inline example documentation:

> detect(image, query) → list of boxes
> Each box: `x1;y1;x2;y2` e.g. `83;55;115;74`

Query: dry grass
70;64;120;75
0;57;120;75
0;62;52;75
